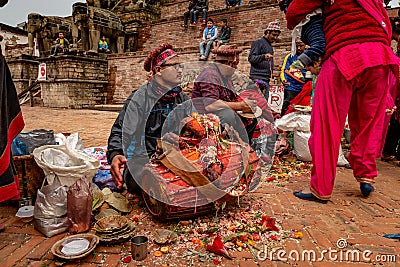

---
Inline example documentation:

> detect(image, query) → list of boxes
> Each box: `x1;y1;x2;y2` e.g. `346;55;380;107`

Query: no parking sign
268;85;284;113
38;63;46;81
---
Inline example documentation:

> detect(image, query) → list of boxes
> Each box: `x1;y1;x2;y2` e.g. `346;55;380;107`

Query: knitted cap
212;45;243;62
266;21;281;32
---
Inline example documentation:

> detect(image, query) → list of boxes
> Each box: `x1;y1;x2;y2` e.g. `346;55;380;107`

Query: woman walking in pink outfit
286;0;399;203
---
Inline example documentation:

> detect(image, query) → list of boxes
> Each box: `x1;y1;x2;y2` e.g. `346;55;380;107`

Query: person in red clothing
286;0;399;203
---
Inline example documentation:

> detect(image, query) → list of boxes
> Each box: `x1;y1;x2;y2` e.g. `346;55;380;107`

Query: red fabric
0;112;24;174
286;0;391;59
309;58;396;199
332;42;399;81
285;81;313;115
0;174;20;203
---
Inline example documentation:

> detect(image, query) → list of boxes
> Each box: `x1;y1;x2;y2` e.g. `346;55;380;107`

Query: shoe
199;55;206;61
360;183;374;197
202;19;206;25
291;59;305;70
182;24;188;28
190;22;196;27
293;191;328;204
285;66;305;84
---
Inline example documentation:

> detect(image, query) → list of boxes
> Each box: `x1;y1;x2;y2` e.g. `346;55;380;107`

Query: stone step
92;104;124;112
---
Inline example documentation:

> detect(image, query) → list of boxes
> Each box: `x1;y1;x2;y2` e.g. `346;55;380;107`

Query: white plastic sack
33;144;100;187
275;112;311;132
337;145;350;166
293;131;349;165
293;131;312;162
54;133;67;146
33;173;69;237
65;132;85;152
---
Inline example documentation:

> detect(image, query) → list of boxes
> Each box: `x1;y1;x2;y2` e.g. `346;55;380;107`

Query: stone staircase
108;0;293;104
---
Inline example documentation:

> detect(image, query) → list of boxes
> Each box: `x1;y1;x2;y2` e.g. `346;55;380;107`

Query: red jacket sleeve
286;0;324;30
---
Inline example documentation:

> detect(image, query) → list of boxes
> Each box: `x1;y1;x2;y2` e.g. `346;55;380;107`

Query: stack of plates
94;215;135;243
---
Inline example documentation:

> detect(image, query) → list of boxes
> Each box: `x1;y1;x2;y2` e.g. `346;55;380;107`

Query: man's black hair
221;18;228;24
207;18;214;23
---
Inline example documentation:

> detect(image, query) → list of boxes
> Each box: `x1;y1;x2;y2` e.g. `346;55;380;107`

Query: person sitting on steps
191;0;209;26
213;18;232;52
98;35;111;53
226;0;242;8
183;0;198;28
199;18;218;61
50;32;70;56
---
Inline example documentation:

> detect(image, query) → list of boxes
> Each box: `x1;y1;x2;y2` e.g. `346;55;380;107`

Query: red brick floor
1;161;399;267
1;106;398;266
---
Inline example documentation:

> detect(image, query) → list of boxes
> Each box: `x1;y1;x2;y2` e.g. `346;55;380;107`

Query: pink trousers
308;57;396;200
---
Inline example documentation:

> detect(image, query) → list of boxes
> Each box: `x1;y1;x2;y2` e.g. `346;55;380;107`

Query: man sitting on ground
192;45;259;141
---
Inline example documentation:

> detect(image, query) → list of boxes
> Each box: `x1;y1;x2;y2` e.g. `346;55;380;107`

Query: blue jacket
280;53;306;92
203;26;218;41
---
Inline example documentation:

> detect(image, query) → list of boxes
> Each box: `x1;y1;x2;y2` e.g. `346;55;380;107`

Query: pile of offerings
141;112;261;220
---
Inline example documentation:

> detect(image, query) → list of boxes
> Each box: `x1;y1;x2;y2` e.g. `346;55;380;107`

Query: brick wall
7;58;39;94
41;81;108;108
142;1;288;52
161;0;265;19
39;55;108;108
108;41;291;104
108;0;294;103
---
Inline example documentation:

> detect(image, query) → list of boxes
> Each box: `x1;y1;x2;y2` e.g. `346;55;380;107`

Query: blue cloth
93;169;119;191
282;54;306;92
299;15;325;64
11;137;27;156
383;233;400;239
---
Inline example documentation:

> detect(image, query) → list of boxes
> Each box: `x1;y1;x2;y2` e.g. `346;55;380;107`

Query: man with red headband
107;44;189;194
287;0;399;202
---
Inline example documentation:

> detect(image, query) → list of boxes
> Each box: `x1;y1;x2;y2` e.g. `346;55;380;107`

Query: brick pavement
1;107;399;267
1;161;398;267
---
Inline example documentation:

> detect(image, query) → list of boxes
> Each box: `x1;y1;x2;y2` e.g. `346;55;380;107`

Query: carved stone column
117;36;124;53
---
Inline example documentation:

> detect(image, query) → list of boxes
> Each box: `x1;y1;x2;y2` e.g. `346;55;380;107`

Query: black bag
18;129;56;154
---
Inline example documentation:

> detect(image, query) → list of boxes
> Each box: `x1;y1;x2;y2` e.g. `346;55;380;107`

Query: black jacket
217;26;231;42
107;81;190;164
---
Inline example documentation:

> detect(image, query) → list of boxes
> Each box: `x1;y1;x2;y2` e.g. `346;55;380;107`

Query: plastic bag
33;144;100;187
11;137;27;156
275;113;311;132
33;173;69;237
293;131;312;161
337;146;350;166
67;176;93;233
17;129;56;154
